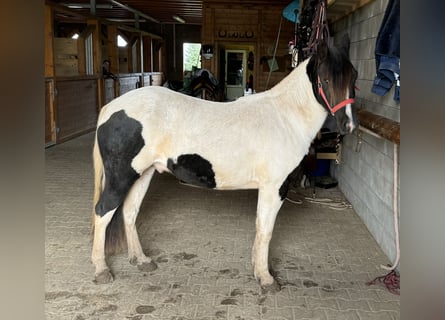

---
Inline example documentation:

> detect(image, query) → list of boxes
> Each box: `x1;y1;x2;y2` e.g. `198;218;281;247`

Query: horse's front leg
252;185;284;291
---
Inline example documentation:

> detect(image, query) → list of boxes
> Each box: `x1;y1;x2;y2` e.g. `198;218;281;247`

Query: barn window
183;43;201;71
85;33;93;75
117;34;127;47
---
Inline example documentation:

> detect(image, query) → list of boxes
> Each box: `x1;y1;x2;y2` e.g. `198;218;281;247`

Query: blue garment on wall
371;0;400;102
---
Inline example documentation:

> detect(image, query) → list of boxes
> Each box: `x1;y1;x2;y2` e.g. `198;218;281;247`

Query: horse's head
308;35;358;135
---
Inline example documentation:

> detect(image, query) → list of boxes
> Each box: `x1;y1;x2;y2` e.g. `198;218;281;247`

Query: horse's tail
92;133;103;228
92;133;127;255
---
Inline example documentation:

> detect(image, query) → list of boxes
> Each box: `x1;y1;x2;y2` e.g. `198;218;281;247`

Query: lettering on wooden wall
216;30;255;39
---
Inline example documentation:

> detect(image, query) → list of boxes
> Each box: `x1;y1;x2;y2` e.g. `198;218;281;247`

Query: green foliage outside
183;43;201;71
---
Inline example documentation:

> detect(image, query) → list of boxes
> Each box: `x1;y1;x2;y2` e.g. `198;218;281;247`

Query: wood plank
118;75;141;95
358;109;400;145
55;79;98;142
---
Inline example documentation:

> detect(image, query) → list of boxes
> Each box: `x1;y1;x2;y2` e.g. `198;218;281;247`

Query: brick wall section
330;0;400;263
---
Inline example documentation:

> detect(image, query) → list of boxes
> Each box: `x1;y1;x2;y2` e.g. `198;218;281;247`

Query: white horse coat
91;38;357;290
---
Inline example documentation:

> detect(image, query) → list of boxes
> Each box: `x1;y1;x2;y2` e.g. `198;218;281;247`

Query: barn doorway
219;44;255;101
225;50;247;100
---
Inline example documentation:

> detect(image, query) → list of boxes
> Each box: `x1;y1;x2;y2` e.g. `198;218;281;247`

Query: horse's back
94;85;304;189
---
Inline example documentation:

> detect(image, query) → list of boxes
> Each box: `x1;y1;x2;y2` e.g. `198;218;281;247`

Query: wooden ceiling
50;0;204;25
49;0;372;26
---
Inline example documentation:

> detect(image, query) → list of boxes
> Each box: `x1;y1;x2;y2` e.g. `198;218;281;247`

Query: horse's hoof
94;269;114;284
261;280;281;294
137;261;158;272
129;256;138;266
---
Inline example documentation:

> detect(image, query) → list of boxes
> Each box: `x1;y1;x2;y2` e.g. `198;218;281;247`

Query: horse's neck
271;59;315;106
268;58;327;140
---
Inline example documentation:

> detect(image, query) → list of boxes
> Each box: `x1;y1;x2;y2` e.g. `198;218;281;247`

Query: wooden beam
358;109;400;145
117;24;162;40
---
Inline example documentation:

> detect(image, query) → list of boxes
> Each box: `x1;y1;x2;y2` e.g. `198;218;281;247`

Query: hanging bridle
317;76;355;115
306;0;330;56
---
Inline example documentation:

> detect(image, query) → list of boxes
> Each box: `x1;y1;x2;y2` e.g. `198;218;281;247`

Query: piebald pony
91;36;358;291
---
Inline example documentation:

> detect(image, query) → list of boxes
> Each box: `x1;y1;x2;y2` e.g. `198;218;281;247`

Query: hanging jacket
371;0;400;102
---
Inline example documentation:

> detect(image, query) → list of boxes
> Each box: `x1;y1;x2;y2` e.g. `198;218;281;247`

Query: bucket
312;159;330;177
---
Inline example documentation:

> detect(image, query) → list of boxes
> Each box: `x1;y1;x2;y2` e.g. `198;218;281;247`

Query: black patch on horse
279;164;305;200
167;154;216;188
95;110;145;216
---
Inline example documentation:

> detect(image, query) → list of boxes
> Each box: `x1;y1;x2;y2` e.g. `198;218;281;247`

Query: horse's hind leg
123;166;158;272
92;207;118;284
92;110;146;283
252;185;284;292
92;182;138;283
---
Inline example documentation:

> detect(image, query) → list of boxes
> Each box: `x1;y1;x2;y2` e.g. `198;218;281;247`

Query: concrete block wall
330;0;400;264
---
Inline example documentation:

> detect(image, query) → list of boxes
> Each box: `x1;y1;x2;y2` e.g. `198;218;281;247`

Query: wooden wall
55;78;99;142
164;24;202;81
201;0;295;92
45;2;166;146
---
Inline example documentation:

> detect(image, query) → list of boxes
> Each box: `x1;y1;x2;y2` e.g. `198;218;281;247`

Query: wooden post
140;33;144;74
127;37;135;73
143;35;152;73
87;19;101;75
150;38;154;72
134;36;142;73
44;5;55;78
45;4;56;145
159;41;166;74
106;24;119;98
106;24;119;74
77;36;86;75
87;18;103;110
78;25;95;76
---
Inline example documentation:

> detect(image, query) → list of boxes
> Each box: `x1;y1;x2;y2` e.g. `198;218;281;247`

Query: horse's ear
339;34;350;57
317;39;329;61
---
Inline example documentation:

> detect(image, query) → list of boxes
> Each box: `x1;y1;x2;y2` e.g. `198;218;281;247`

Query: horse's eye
325;79;329;84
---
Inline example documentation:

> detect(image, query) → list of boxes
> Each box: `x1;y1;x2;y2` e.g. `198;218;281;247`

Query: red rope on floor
366;269;400;295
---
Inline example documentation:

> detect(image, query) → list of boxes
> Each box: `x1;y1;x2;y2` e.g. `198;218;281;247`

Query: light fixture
62;3;113;9
172;15;186;24
201;45;213;59
108;18;147;23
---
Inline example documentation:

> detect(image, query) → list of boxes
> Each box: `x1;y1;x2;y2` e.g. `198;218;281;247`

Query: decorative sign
216;30;255;39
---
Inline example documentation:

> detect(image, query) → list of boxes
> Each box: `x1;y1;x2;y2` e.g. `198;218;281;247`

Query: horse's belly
153;156;258;190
